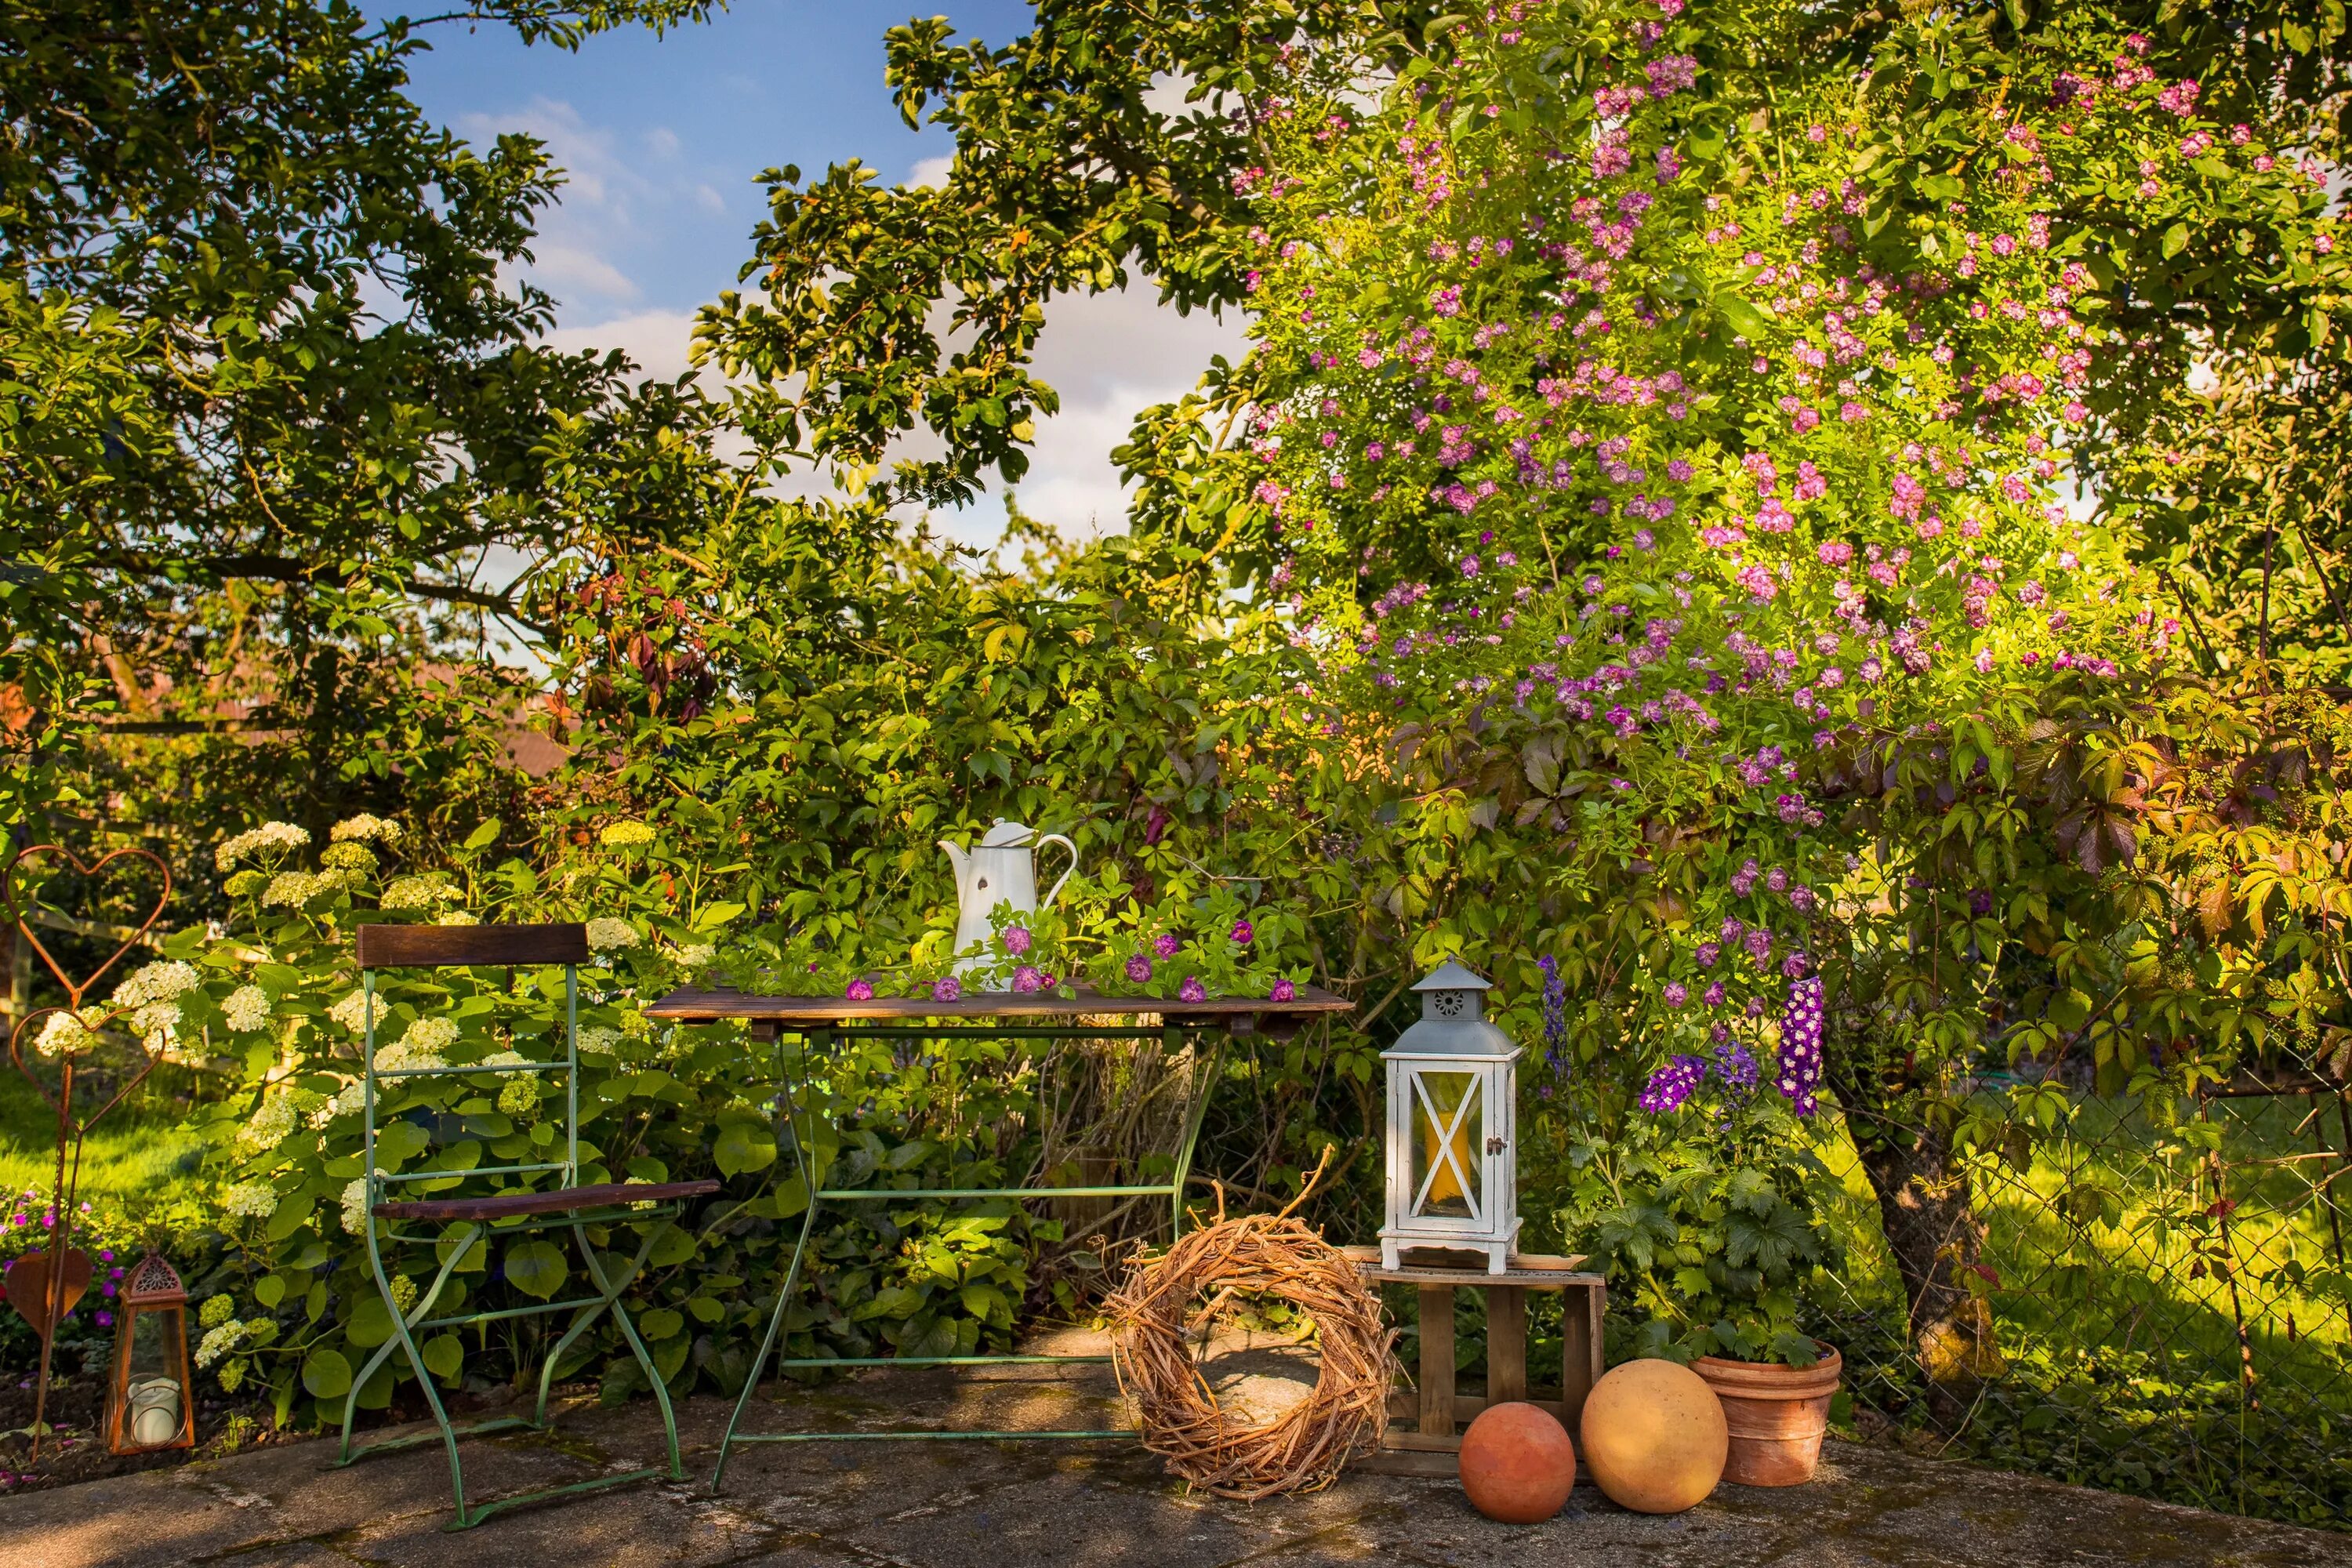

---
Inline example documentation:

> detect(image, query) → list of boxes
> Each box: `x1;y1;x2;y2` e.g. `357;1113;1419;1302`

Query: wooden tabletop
644;982;1354;1033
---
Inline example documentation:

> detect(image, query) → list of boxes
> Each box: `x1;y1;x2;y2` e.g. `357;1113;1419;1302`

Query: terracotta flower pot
1691;1344;1842;1486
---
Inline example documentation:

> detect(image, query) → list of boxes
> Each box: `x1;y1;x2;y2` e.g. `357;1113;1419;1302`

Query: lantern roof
1412;961;1492;996
1385;961;1517;1058
122;1253;186;1306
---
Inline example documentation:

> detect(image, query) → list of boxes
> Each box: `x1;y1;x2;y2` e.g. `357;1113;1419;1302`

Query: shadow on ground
3;1328;2344;1568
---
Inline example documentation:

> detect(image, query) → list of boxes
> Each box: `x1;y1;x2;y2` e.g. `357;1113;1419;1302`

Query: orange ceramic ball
1457;1401;1577;1523
1577;1358;1729;1515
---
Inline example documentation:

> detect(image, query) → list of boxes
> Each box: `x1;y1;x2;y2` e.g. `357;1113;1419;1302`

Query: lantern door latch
1486;1136;1506;1155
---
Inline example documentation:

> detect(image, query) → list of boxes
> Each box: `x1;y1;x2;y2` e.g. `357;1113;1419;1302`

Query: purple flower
1270;978;1298;1003
1124;953;1154;985
1745;927;1774;962
1178;976;1208;1004
1711;1037;1759;1094
1640;1054;1707;1113
931;976;963;1002
1002;925;1033;956
1229;919;1254;945
1719;916;1745;943
1789;886;1818;914
1662;982;1689;1007
1011;966;1045;993
96;1311;113;1327
1696;942;1721;968
1777;975;1826;1115
1537;955;1568;1066
1153;932;1181;960
844;978;875;1001
1781;950;1812;978
1766;867;1789;893
1970;888;1994;916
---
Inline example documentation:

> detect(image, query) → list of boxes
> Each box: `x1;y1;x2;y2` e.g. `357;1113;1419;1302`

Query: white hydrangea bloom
200;1294;237;1327
479;1050;528;1067
585;918;640;952
380;874;454;909
263;871;332;907
673;942;717;968
330;814;401;844
114;960;200;1007
340;1177;372;1235
310;1081;365;1129
389;1275;419;1315
131;999;183;1054
577;1025;624;1056
435;911;478;926
33;1008;101;1058
327;989;378;1034
238;1093;296;1152
222;1181;277;1220
216;822;310;871
195;1320;250;1368
319;841;377;874
599;822;656;847
222;984;270;1033
216;1359;246;1394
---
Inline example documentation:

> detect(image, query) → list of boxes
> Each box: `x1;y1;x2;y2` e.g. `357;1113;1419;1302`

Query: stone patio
5;1338;2347;1568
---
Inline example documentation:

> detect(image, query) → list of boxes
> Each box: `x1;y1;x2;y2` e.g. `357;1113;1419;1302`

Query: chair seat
372;1179;720;1222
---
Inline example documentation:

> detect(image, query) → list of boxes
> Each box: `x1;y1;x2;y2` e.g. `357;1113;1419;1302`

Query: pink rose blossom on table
1001;925;1033;956
844;979;875;1001
931;977;962;1002
1270;978;1298;1003
1153;932;1181;960
1178;976;1208;1004
1011;966;1044;993
1124;953;1154;984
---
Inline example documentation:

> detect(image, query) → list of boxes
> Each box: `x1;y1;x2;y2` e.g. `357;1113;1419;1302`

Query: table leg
712;1027;825;1494
1559;1280;1604;1428
1486;1284;1527;1406
1417;1285;1455;1439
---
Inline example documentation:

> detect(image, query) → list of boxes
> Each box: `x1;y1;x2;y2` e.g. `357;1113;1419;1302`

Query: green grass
1811;1094;2352;1528
0;1063;212;1209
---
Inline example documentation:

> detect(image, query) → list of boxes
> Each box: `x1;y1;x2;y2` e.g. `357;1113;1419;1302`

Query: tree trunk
1829;1008;2004;1429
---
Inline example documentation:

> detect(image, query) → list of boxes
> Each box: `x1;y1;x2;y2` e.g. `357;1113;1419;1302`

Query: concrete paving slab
4;1346;2348;1568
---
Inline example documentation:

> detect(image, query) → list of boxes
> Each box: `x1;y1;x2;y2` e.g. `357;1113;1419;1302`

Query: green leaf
253;1275;286;1309
714;1122;777;1177
637;1308;684;1340
421;1334;463;1383
265;1191;316;1242
347;1293;396;1348
463;817;503;851
1716;292;1772;339
303;1348;353;1400
2161;223;2190;260
503;1239;568;1300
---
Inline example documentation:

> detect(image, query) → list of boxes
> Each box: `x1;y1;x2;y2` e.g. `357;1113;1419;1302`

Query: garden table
643;983;1352;1490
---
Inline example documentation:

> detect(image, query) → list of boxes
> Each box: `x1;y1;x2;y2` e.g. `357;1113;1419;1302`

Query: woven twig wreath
1106;1184;1396;1500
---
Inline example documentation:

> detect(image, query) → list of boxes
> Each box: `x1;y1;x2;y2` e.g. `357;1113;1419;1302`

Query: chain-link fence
1809;1080;2352;1530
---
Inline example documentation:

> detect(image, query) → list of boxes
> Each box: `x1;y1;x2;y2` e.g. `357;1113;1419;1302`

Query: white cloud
645;126;682;158
694;183;727;214
907;154;954;189
529;242;640;303
985;284;1250;543
541;309;702;383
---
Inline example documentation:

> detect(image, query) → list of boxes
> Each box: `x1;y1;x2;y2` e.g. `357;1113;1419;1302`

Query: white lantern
1379;962;1521;1274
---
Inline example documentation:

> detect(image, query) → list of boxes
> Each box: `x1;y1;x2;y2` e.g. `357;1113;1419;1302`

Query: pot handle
1034;833;1078;909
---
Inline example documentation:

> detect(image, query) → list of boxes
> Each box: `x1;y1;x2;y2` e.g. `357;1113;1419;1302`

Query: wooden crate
1341;1246;1605;1478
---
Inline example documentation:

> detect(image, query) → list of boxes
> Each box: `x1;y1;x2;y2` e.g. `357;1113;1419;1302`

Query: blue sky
400;2;1245;538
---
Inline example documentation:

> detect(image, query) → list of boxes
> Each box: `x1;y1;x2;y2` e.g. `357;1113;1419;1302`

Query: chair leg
358;1221;476;1526
339;1225;478;1461
712;1189;818;1493
569;1221;687;1478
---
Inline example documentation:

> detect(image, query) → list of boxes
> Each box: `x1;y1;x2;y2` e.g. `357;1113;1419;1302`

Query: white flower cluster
200;1294;237;1327
222;984;270;1033
196;1319;253;1369
331;814;402;844
497;1076;539;1116
380;1015;458;1068
311;1081;365;1128
33;1008;102;1058
319;841;377;874
114;960;200;1008
327;989;379;1034
380;873;456;909
671;942;717;969
577;1024;624;1056
479;1049;528;1068
222;1181;278;1220
262;867;362;907
586;917;640;952
435;911;478;927
238;1092;298;1152
340;1175;373;1235
216;822;309;871
389;1275;419;1316
599;821;656;848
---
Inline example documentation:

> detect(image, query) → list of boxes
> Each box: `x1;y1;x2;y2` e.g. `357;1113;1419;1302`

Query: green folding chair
332;922;718;1529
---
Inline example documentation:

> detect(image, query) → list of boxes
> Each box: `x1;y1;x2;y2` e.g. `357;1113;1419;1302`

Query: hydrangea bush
173;815;1045;1423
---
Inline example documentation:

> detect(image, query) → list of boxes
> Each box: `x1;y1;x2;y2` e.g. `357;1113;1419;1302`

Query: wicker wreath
1105;1184;1396;1500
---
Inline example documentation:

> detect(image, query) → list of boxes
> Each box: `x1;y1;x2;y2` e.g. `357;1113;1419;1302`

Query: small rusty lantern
106;1253;195;1454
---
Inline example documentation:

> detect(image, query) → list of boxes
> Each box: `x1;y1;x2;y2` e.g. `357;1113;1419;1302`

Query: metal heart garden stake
2;844;170;1460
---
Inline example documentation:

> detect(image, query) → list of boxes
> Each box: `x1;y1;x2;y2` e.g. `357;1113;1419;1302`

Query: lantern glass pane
122;1305;186;1448
129;1305;173;1377
1408;1069;1483;1219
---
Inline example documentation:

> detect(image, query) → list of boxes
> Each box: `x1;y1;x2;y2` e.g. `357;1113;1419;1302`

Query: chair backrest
353;924;589;1221
356;923;589;969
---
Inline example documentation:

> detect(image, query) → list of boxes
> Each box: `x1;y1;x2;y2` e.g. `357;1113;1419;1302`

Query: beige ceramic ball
1577;1358;1729;1514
